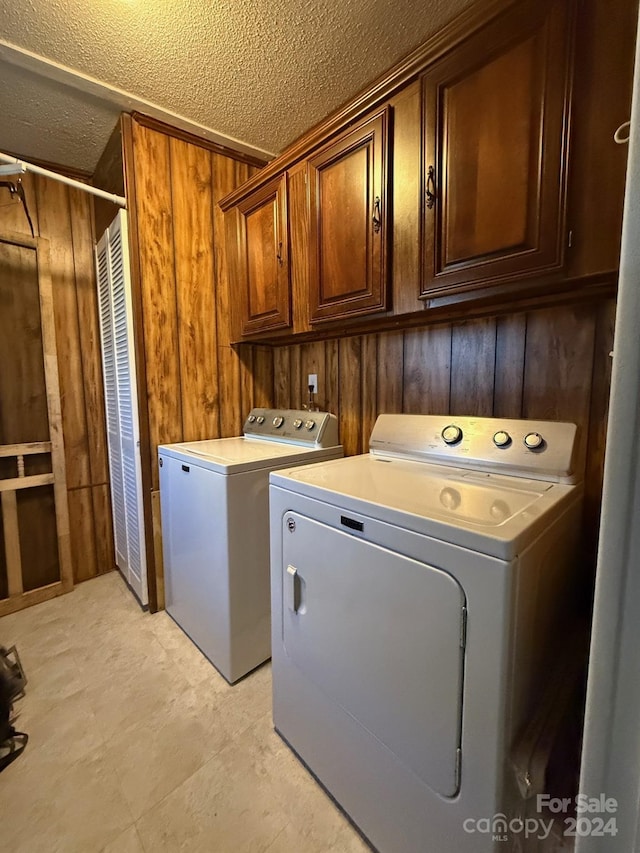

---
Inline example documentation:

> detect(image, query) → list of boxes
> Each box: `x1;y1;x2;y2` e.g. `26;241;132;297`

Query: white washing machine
269;414;583;852
158;408;342;683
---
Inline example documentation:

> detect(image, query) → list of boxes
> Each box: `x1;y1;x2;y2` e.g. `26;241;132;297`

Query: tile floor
1;572;577;853
0;572;370;853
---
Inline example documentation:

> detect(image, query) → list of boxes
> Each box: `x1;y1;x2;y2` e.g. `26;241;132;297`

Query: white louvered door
95;210;148;605
96;235;127;571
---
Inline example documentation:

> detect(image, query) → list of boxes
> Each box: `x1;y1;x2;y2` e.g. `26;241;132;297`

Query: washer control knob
247;414;256;423
524;432;544;450
272;416;284;428
305;420;316;431
493;430;511;448
293;419;303;429
442;425;462;445
256;415;265;425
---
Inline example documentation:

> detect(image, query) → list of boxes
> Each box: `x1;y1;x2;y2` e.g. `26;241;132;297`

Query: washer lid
270;454;580;560
158;436;341;474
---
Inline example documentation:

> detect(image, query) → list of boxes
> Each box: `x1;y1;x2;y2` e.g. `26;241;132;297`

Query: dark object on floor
0;645;29;773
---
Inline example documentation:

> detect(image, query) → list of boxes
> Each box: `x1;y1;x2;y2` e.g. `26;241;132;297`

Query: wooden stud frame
0;231;73;616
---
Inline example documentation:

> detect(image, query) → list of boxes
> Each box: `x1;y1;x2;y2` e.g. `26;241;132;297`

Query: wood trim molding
245;270;618;346
0;474;55;492
0;231;38;250
219;0;516;210
1;492;22;596
0;441;52;457
36;238;74;595
130;113;269;169
422;268;615;312
0;581;66;618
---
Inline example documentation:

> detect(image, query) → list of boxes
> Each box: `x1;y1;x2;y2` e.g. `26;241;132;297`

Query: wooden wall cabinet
232;174;291;337
421;0;574;300
220;0;629;343
308;108;390;323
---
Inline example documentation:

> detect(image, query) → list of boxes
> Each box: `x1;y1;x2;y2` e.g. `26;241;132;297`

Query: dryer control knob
256;415;265;425
247;414;256;423
293;419;303;429
524;432;544;450
272;416;284;428
493;430;511;448
305;420;316;431
442;425;462;445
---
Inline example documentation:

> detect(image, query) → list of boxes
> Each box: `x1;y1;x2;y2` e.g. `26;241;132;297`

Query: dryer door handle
285;565;303;614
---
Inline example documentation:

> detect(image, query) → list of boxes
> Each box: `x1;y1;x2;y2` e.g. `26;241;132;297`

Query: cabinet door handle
426;165;437;209
276;241;283;265
372;197;382;234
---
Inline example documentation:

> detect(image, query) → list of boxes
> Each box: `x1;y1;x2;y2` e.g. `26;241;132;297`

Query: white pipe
0;151;126;208
0;163;26;176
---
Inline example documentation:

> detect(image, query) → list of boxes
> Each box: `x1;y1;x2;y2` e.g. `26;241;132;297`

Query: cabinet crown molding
218;0;517;211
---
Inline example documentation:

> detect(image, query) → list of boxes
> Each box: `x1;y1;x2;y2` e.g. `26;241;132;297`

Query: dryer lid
270;454;580;560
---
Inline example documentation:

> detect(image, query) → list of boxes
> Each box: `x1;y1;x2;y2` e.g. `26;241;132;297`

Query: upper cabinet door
308;108;391;323
236;174;291;336
421;0;574;299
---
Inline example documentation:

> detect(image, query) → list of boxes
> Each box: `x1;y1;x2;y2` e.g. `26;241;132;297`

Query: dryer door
281;513;466;798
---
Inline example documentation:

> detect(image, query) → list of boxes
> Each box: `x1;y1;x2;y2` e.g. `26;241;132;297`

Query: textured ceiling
0;0;474;172
0;61;126;171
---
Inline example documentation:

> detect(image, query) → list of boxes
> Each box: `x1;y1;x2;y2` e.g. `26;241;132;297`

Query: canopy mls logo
463;794;619;841
462;815;554;842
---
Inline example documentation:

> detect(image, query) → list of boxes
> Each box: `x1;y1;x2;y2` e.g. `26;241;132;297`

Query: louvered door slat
95;211;148;605
96;237;127;570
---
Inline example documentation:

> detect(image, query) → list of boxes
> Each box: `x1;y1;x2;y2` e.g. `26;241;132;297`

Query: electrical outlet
308;374;318;393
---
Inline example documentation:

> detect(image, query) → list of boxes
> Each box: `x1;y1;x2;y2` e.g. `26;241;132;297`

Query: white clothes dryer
159;409;342;683
269;414;583;852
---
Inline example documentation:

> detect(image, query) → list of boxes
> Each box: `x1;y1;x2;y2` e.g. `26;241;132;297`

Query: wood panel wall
267;299;615;562
125;118;271;607
128;120;272;482
0;174;115;584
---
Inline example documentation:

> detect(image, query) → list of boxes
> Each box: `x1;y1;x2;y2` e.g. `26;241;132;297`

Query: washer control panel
370;415;580;483
243;408;340;448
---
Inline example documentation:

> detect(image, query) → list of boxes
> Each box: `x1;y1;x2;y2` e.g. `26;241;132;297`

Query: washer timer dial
441;425;463;445
524;432;544;450
493;431;511;448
